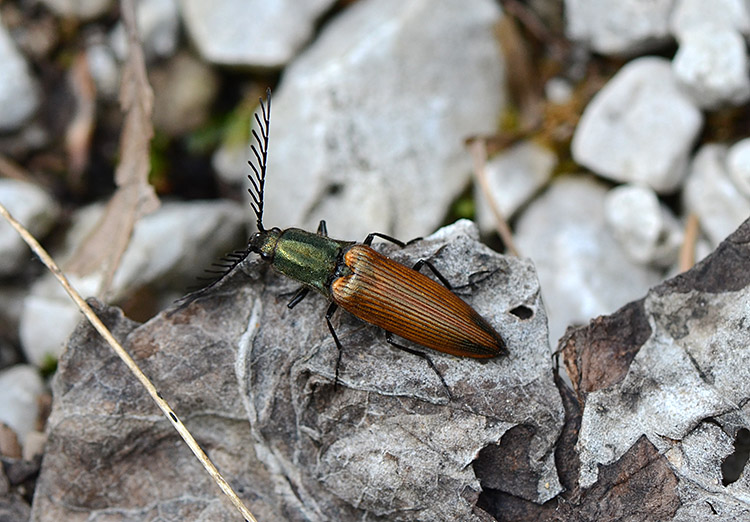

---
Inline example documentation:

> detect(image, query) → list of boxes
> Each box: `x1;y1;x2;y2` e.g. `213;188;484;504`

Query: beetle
192;89;507;394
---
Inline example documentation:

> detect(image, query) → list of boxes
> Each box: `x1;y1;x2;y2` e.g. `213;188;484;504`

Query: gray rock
669;0;750;37
180;0;336;67
254;0;506;241
560;218;750;519
475;141;556;233
110;0;179;61
564;0;673;55
683;143;750;247
0;16;40;131
19;200;247;367
604;183;683;267
572;57;703;193
0;491;30;522
727;137;750;197
515;175;662;346
0;365;45;447
672;28;750;109
572;223;750;513
0;179;59;276
32;221;564;520
39;0;112;20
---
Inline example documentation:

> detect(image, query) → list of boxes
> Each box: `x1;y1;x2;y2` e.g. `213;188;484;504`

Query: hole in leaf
509;305;533;319
722;427;750;486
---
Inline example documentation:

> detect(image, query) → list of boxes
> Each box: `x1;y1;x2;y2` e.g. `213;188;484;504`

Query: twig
0;153;31;182
467;137;520;256
0;202;257;522
679;213;700;272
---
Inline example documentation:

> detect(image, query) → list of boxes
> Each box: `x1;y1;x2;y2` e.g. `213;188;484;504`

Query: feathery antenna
248;88;271;232
176;88;273;307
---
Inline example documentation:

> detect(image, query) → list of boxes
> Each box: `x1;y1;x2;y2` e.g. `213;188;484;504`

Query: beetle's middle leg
324;302;345;387
385;332;453;400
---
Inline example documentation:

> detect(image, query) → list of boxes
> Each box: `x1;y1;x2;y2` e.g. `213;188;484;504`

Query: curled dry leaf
64;0;159;298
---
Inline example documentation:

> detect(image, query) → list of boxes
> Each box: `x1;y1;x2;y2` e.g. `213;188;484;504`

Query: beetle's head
249;227;282;262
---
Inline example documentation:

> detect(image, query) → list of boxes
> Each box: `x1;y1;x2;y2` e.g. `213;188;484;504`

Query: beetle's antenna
248;88;271;232
173;89;272;309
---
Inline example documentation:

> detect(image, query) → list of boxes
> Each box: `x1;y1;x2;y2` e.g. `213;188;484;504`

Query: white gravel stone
0;180;59;276
604;183;683;267
40;0;113;20
727;138;750;197
572;57;703;193
252;0;506;241
515;175;662;346
564;0;673;55
85;39;120;100
684;144;750;247
110;0;179;61
545;77;574;105
672;28;750;109
180;0;336;67
670;0;750;37
0;16;40;131
0;365;45;447
19;200;247;366
476;141;555;232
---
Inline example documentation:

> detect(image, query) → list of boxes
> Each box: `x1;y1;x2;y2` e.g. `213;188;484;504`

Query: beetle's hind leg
385;332;453;401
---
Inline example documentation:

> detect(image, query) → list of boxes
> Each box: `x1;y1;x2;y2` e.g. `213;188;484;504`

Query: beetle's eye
260;251;271;261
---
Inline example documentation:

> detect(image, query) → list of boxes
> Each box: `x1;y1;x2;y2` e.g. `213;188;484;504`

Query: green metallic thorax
253;227;353;298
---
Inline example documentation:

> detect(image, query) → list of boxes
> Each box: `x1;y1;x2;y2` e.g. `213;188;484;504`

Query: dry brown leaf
65;0;159;297
65;51;96;189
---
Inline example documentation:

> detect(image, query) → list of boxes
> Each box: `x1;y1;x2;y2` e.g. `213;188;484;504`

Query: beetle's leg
385;332;453;401
411;259;453;290
317;220;328;237
325;303;344;387
363;232;423;247
363;232;406;247
287;286;310;309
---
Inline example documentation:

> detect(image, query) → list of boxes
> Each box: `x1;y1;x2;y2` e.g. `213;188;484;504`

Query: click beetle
193;89;507;394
